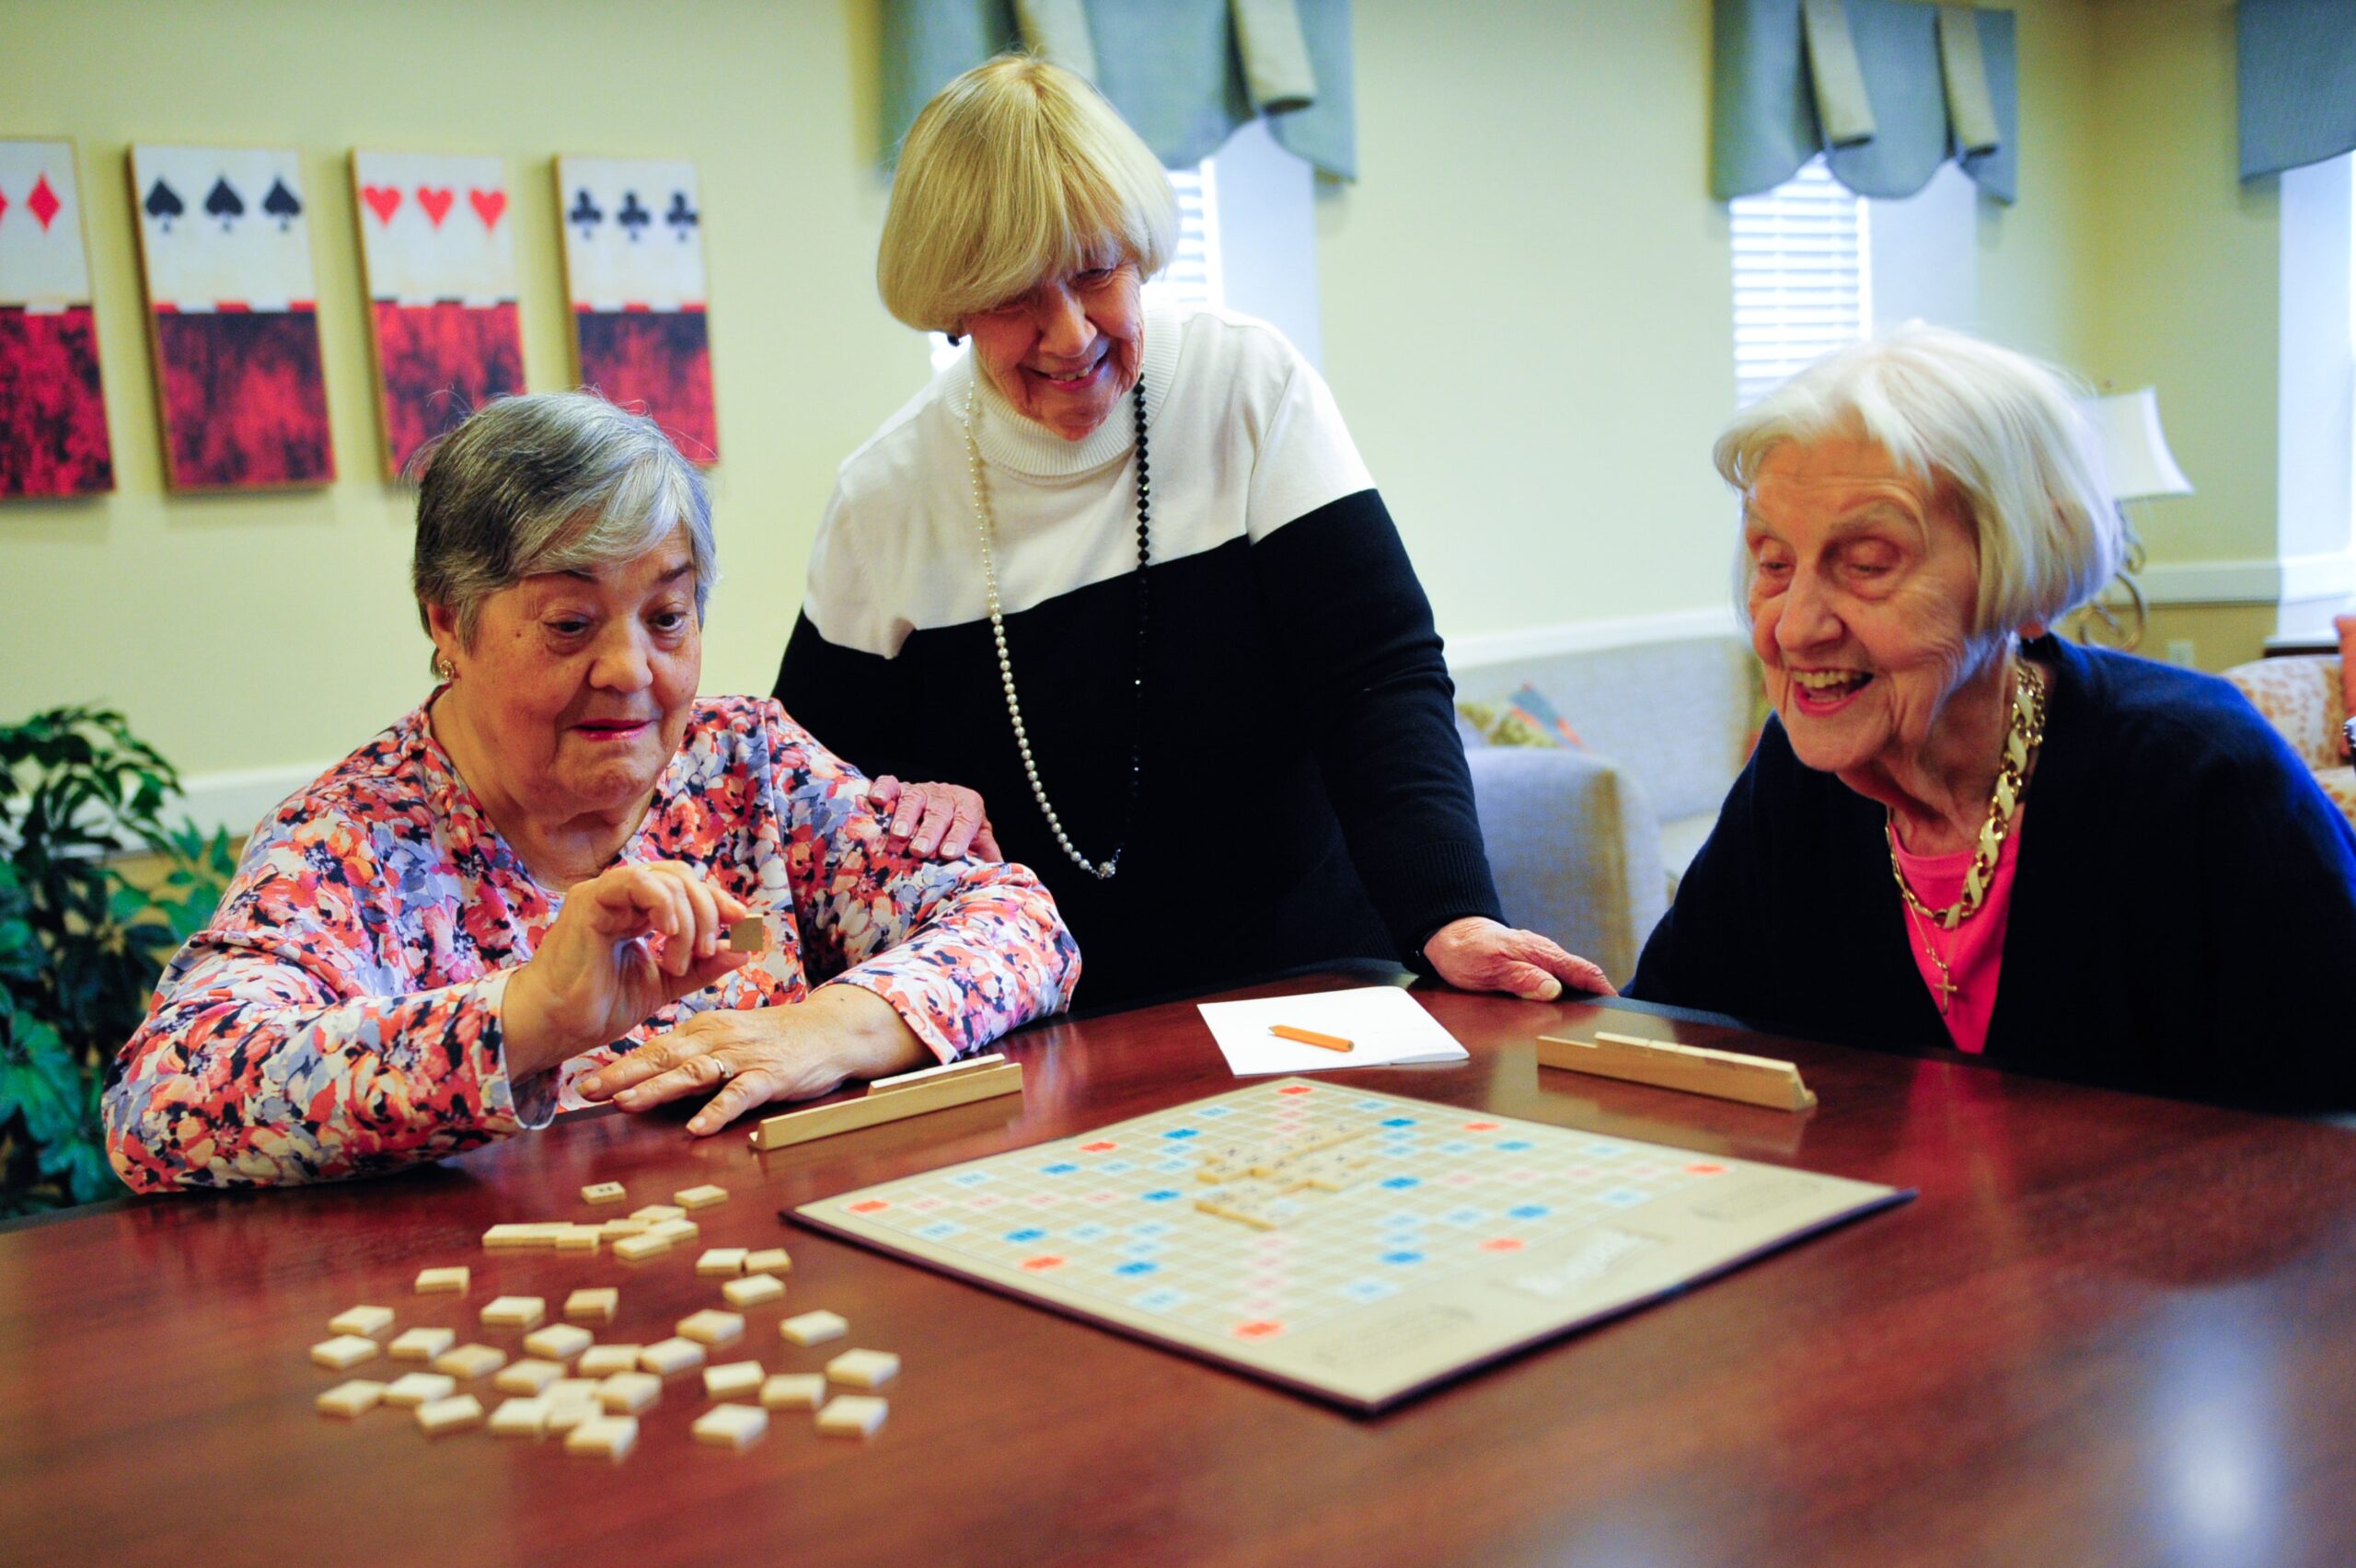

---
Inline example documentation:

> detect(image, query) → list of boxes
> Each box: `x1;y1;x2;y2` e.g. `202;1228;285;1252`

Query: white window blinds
1146;162;1222;313
1731;159;1872;407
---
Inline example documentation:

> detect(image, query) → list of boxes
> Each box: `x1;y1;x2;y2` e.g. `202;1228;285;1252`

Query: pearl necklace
960;374;1151;880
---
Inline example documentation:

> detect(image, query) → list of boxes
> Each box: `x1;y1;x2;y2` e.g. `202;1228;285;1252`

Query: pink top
1891;806;2027;1055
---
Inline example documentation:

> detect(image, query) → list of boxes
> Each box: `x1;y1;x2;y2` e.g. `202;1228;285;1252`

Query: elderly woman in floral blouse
106;393;1078;1192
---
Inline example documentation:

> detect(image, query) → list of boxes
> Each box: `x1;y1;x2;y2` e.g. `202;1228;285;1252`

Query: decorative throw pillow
1504;683;1584;749
2336;615;2355;759
1455;685;1584;750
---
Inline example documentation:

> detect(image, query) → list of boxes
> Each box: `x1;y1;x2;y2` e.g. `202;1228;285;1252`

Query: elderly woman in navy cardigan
1632;326;2356;1108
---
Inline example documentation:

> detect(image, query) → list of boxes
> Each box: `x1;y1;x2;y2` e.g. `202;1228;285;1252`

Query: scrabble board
794;1078;1908;1411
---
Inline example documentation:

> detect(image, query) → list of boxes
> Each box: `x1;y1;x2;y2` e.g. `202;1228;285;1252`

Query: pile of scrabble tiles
307;1182;895;1459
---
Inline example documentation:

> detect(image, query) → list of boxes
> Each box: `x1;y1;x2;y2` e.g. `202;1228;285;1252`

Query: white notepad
1197;986;1472;1077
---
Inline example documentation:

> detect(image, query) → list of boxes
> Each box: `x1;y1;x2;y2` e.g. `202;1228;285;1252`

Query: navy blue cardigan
1631;637;2356;1109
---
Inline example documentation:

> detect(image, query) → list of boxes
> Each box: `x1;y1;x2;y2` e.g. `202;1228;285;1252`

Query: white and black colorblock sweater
775;303;1502;1009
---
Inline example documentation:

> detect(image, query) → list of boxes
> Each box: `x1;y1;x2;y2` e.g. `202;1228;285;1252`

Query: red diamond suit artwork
352;151;525;478
555;156;716;463
0;139;113;497
129;144;334;490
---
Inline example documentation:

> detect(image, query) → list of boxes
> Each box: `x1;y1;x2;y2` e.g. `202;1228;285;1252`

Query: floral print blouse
104;696;1080;1192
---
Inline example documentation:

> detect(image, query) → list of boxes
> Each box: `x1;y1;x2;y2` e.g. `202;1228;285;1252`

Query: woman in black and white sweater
775;55;1609;1012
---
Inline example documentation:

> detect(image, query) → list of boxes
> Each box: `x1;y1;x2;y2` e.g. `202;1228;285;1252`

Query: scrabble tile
640;1337;707;1377
315;1379;387;1418
612;1232;671;1262
480;1296;546;1331
433;1343;508;1381
481;1223;562;1251
780;1310;848;1346
490;1396;549;1438
565;1414;639;1459
742;1248;791;1276
553;1225;603;1253
413;1266;470;1295
826;1349;900;1389
702;1360;764;1400
415;1394;485;1436
629;1205;686;1224
722;1274;786;1309
675;1184;729;1209
581;1182;628;1205
696;1248;748;1276
576;1344;642;1378
598;1218;651;1239
389;1327;456;1362
677;1309;744;1347
524;1323;594;1362
310;1335;381;1371
596;1372;662;1414
758;1373;826;1411
384;1372;457;1408
329;1305;395;1339
815;1395;889;1438
542;1398;602;1435
692;1402;769;1452
648;1217;700;1246
564;1288;619;1325
547;1378;600;1402
493;1357;563;1396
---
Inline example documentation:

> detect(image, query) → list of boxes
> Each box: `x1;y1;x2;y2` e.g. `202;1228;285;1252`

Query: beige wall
0;0;2327;799
1;0;912;784
2078;0;2282;572
1317;2;1738;636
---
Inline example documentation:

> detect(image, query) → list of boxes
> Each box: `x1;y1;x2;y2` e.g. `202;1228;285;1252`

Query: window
1730;158;1872;406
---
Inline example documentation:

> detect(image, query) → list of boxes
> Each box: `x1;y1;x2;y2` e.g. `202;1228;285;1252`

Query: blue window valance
2237;0;2356;182
1713;0;2018;203
880;0;1357;180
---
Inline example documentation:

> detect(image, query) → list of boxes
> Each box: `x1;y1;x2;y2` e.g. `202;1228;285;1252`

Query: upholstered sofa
2220;654;2356;827
1450;633;1758;984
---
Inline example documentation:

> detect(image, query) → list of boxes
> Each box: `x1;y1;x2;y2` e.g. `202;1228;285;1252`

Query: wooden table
8;976;2356;1567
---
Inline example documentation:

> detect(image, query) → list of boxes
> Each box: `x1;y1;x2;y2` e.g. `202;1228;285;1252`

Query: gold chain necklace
1886;660;2048;1012
1886;660;2047;928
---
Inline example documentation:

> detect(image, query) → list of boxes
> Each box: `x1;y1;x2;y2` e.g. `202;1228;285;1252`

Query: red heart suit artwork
129;144;333;490
352;151;525;477
555;156;716;463
0;138;114;497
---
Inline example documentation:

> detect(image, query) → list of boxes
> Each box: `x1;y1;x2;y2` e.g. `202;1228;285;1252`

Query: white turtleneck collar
957;296;1185;478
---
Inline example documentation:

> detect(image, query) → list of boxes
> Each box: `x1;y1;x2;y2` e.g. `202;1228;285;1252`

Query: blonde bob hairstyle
1715;324;2123;640
878;54;1178;335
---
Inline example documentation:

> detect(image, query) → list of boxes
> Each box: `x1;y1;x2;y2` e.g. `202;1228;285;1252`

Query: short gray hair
1715;324;2123;638
411;392;715;659
878;54;1178;335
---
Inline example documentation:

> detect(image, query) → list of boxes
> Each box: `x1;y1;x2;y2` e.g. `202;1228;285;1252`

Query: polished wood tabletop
6;975;2356;1567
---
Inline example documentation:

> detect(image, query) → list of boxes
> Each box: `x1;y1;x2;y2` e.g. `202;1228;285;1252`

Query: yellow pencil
1270;1024;1353;1053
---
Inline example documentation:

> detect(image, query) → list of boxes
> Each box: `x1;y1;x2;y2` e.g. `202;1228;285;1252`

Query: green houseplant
0;706;236;1215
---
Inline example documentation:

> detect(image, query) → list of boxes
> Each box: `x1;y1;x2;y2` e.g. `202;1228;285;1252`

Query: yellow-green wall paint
0;0;2329;797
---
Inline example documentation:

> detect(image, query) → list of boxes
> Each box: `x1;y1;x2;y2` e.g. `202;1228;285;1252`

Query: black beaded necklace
960;376;1150;880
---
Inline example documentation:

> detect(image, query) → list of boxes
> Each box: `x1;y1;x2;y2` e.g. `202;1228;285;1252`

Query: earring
433;652;456;684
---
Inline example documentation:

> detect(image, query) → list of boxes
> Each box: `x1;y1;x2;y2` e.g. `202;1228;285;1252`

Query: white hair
1715;324;2123;637
878;54;1178;335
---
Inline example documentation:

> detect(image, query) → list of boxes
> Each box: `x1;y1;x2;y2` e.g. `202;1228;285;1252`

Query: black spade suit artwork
128;145;333;490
